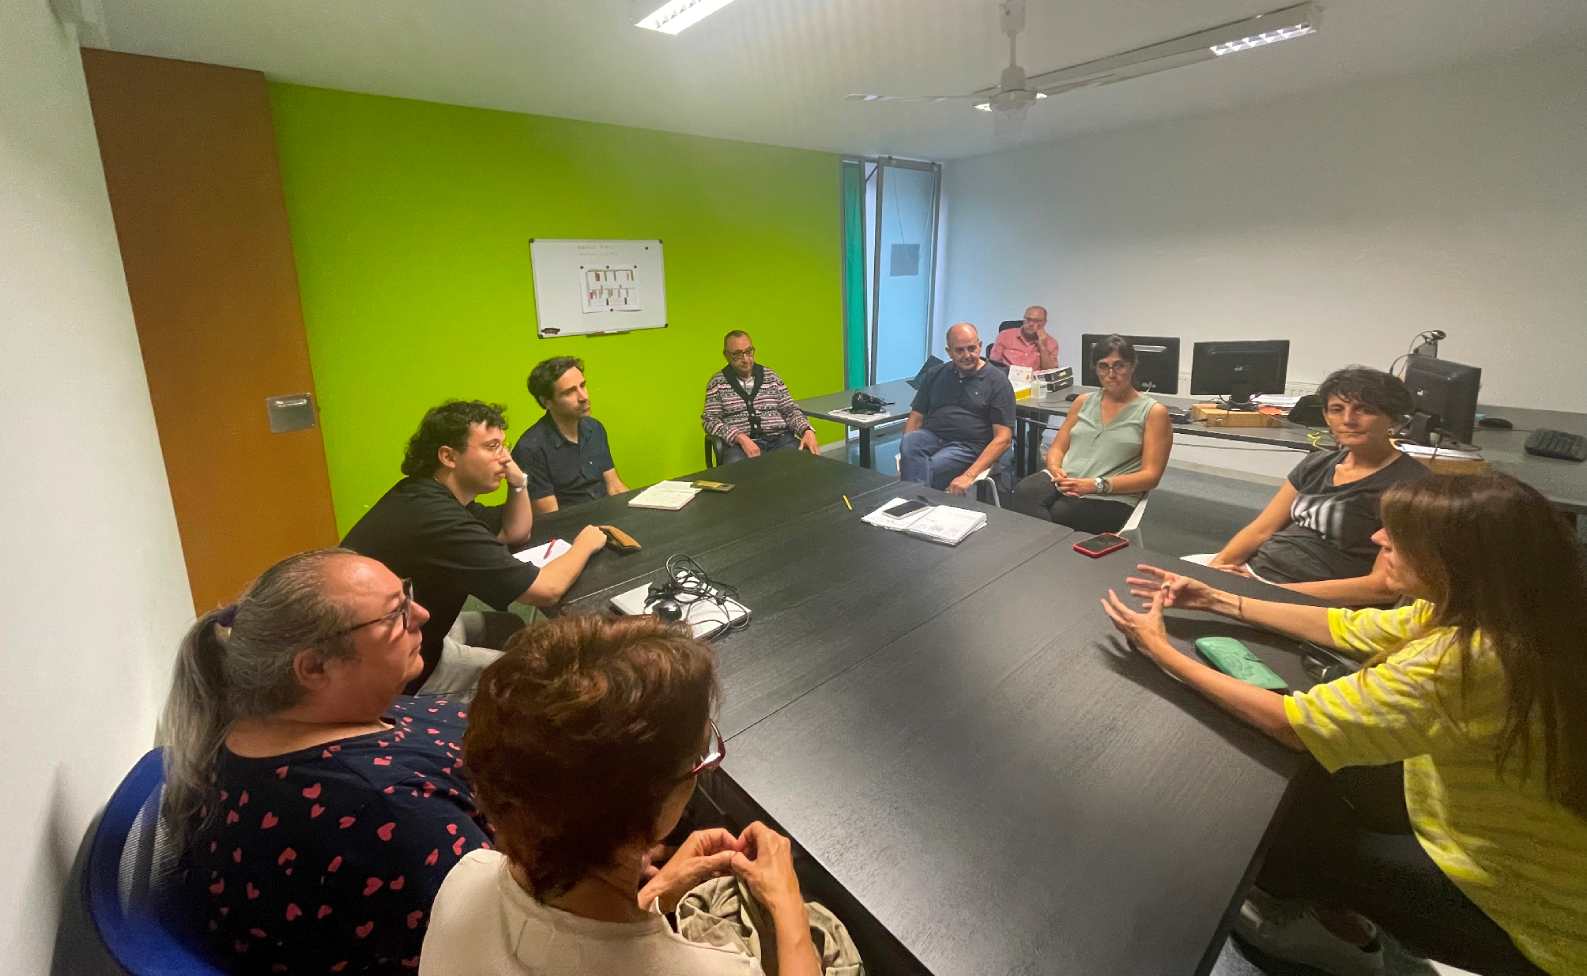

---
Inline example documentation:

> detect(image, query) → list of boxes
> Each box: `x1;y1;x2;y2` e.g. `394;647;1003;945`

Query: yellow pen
842;494;853;511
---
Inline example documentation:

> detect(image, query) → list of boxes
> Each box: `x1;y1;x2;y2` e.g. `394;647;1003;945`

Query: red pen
538;538;561;561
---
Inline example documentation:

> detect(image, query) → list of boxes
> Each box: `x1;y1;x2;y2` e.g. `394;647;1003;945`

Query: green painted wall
268;84;843;534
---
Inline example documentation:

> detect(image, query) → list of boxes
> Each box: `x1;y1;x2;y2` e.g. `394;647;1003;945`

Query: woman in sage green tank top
1011;334;1173;533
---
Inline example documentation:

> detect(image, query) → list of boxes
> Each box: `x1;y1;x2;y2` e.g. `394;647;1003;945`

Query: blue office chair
83;747;225;975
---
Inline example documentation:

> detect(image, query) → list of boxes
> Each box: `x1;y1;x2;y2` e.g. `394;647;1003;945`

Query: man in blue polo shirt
512;357;629;513
899;322;1015;494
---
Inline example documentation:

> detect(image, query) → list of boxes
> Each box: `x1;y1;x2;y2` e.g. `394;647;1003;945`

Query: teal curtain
840;160;867;387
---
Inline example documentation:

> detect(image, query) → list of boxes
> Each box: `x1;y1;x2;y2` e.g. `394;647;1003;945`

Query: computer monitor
1189;340;1291;409
1080;334;1181;394
1402;354;1481;445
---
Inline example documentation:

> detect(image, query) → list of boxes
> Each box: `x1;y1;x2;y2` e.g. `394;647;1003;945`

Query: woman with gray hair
162;548;491;975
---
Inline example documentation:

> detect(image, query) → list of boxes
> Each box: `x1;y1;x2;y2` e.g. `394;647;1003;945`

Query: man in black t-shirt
343;400;607;693
899;322;1016;493
511;357;629;513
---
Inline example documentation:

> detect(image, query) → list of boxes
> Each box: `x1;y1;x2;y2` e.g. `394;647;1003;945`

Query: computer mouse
1477;416;1513;430
651;599;684;622
1065;391;1081;402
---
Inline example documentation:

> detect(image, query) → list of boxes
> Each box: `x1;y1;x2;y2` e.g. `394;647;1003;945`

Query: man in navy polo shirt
512;357;629;513
899;322;1015;494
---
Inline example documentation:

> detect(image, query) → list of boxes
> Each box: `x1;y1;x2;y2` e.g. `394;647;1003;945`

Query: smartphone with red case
1073;532;1129;558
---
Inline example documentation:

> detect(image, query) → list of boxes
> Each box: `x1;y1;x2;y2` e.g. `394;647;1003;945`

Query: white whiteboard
529;239;668;338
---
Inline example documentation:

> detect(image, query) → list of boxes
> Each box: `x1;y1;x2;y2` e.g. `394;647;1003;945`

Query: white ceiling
95;0;1587;160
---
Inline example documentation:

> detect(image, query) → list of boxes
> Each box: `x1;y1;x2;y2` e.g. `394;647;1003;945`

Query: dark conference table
528;450;1325;975
1018;386;1587;514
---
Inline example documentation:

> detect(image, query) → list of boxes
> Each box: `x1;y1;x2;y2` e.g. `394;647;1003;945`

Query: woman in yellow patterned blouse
1100;473;1583;976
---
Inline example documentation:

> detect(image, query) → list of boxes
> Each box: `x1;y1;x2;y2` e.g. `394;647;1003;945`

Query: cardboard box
1189;405;1285;428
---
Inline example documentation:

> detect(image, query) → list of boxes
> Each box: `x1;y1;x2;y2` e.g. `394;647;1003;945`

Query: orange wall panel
83;50;338;613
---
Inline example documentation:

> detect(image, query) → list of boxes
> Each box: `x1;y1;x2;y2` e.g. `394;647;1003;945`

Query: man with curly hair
343;400;608;694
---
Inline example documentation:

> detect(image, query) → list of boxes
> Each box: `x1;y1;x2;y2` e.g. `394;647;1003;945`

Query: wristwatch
1094;477;1111;495
508;480;528;494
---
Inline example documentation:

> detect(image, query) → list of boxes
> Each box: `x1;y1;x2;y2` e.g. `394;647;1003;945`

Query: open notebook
862;497;987;546
628;480;701;510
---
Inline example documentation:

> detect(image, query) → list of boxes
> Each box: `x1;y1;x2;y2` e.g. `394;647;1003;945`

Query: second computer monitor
1080;334;1181;395
1403;354;1481;444
1190;340;1291;408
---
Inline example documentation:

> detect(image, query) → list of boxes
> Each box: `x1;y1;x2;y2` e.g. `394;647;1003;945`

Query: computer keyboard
1524;429;1587;462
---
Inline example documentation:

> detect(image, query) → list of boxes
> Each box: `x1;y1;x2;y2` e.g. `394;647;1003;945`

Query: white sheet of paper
515;537;573;567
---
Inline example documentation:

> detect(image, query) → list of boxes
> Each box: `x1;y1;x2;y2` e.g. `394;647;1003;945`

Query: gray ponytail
158;548;360;851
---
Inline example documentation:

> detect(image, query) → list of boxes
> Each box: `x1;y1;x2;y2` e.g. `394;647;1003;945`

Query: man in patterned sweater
702;330;820;464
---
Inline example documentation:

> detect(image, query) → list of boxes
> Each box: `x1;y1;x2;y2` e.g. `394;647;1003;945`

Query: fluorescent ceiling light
635;0;741;35
1003;2;1320;100
1211;24;1315;56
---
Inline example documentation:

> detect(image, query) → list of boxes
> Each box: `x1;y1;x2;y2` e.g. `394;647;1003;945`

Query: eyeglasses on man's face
727;347;756;359
330;578;415;638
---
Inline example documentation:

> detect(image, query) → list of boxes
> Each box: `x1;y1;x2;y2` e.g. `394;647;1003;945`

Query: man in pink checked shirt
988;305;1059;370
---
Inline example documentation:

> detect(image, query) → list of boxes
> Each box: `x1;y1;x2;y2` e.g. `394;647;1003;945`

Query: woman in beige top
419;614;820;976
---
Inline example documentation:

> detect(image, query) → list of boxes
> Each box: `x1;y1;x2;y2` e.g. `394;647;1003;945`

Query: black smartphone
885;498;931;518
1073;532;1129;558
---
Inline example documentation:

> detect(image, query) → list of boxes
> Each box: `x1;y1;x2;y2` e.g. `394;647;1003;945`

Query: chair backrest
997;319;1023;333
83;747;227;975
907;355;947;390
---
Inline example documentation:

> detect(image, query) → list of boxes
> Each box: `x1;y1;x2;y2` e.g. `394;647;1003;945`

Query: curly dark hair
465;615;718;899
1314;365;1413;419
399;400;507;477
527;357;585;408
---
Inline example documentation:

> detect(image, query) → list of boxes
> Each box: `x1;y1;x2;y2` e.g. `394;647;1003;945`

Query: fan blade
845;93;983;103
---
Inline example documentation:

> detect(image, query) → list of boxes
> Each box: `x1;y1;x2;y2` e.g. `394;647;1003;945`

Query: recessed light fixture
635;0;742;35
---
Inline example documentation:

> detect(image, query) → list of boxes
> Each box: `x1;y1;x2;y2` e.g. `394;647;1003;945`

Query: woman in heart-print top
161;549;491;974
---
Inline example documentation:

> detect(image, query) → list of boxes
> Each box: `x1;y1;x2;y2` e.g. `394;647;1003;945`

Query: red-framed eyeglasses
688;719;726;776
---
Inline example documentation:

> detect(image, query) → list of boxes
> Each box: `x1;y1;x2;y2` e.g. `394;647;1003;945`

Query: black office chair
984;320;1025;371
704;435;718;467
908;355;947;389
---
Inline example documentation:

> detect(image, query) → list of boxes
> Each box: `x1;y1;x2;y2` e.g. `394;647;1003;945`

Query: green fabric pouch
1195;636;1289;691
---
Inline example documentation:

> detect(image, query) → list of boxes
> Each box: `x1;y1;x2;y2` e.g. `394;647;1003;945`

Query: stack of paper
905;505;987;545
629;480;701;510
827;407;888;422
863;497;987;545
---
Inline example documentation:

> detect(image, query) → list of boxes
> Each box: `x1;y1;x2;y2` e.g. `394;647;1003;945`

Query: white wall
0;2;193;972
938;42;1587;413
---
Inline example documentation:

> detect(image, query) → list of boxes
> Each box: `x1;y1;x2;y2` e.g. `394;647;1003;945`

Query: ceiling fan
847;1;1320;140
